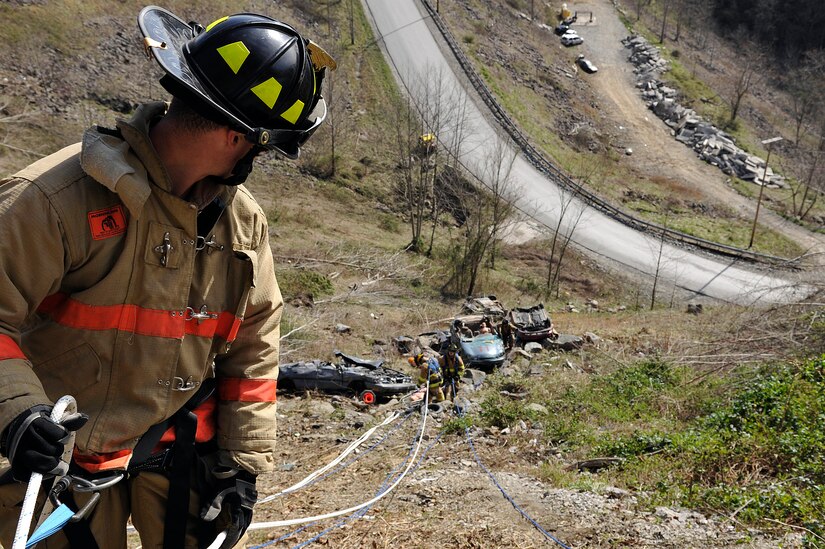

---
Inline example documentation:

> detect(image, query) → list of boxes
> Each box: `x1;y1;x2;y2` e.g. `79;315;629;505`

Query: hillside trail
572;0;825;263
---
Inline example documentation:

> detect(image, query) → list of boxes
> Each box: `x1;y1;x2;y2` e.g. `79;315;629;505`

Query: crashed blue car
457;332;506;371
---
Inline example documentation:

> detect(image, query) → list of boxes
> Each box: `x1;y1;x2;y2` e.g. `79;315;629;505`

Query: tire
360;390;377;405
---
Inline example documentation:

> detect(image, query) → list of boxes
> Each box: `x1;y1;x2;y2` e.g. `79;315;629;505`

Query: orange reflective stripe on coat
37;293;241;341
0;334;26;360
73;448;133;474
158;395;217;444
219;378;277;402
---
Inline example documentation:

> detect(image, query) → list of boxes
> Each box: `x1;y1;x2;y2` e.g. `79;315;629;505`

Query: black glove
200;467;257;549
1;405;88;481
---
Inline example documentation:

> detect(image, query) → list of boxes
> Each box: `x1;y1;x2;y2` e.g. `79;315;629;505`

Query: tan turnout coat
0;103;282;474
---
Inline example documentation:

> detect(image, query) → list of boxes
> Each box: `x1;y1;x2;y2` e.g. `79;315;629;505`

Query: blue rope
465;428;573;549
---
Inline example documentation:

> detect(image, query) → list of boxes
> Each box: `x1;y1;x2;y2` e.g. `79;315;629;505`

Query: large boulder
541;334;584;352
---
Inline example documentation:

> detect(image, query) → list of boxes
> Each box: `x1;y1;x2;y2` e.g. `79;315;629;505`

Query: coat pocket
32;342;102;400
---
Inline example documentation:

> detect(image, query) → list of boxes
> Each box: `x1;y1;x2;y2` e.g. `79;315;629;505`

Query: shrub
276;268;334;300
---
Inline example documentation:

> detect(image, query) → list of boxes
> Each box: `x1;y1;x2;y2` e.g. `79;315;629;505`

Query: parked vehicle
554;23;570;36
561;31;583;47
508;304;557;342
577;54;598;73
278;351;417;404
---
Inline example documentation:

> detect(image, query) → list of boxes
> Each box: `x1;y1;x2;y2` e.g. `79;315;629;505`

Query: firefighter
0;7;335;549
499;316;515;351
440;343;466;401
417;357;445;403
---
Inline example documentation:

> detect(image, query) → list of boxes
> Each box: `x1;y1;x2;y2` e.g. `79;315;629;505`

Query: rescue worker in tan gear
0;6;335;549
416;356;445;403
439;343;466;401
499;316;515;351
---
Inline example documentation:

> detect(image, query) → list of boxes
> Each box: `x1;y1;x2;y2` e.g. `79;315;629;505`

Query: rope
465;427;573;548
13;395;77;549
257;410;406;503
246;388;432;530
285;425;443;549
249;428;445;549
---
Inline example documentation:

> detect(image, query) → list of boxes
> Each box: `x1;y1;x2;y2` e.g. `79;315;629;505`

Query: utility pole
748;136;783;249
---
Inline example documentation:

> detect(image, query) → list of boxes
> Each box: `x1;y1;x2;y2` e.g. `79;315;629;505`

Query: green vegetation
275;268;334;300
464;355;825;544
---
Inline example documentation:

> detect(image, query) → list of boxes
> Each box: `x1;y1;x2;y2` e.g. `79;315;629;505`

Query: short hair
166;97;225;134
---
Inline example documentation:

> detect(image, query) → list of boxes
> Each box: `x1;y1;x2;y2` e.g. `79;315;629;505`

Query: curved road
361;0;807;304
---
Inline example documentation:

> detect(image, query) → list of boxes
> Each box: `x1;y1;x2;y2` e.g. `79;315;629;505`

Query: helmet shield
138;6;335;159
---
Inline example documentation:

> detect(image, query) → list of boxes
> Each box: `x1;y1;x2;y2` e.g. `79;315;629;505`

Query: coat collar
80;102;234;218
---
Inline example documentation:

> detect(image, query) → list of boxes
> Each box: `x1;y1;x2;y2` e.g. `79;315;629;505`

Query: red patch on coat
88;205;127;240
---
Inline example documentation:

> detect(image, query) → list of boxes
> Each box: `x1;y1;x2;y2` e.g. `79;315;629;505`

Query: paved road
360;0;808;304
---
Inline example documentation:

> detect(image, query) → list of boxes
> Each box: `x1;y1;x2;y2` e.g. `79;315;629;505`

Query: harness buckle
49;473;124;522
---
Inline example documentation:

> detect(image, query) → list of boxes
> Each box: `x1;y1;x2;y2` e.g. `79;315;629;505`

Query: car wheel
360;389;377;405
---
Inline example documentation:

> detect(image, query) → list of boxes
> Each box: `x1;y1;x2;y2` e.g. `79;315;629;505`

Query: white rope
128;407;408;538
257;411;401;504
246;387;431;530
12;395;77;549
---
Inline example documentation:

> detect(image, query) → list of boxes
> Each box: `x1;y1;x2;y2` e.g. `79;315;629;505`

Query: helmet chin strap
222;146;265;186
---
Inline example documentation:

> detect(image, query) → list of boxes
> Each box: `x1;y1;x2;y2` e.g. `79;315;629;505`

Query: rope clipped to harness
12;395;78;549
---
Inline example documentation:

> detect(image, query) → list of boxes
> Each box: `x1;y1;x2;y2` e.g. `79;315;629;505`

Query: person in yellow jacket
439;343;466;401
411;355;445;403
0;7;335;549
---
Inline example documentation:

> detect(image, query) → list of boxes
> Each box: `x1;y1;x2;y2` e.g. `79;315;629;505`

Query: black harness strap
162;408;198;549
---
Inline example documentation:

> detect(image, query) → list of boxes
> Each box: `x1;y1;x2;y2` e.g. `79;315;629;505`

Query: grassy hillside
1;1;824;545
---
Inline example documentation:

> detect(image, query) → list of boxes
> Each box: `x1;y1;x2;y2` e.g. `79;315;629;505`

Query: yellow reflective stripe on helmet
280;100;304;124
251;77;283;109
217;41;250;74
205;16;229;32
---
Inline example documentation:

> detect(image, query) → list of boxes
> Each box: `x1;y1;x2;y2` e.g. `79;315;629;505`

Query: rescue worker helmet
138;6;337;159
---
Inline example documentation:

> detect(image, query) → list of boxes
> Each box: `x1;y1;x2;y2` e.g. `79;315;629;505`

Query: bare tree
724;34;767;127
393;66;469;254
544;184;585;299
785;52;825;145
391;93;429;252
441;137;518;297
659;0;670;44
783;131;825;223
347;0;355;45
635;0;652;22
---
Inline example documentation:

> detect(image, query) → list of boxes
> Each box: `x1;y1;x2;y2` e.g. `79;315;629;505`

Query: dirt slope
233;395;801;548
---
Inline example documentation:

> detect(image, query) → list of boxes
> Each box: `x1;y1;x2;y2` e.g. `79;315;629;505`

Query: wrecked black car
508;303;558;342
278;351;417;404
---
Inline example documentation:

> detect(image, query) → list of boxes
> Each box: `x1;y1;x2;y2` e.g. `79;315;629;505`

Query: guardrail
418;0;798;269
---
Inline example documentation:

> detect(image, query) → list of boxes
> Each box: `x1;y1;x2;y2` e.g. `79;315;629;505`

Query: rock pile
622;35;786;189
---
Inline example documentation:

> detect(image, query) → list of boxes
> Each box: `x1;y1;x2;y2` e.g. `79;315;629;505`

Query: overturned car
278;351;417;404
508;303;557;343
